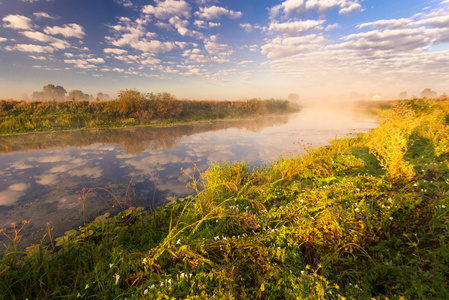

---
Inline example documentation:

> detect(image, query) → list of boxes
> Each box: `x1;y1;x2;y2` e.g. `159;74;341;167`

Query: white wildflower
114;273;120;285
144;289;148;295
85;284;89;289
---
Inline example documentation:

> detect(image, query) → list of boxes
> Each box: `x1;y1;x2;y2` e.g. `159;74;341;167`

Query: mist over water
0;105;376;249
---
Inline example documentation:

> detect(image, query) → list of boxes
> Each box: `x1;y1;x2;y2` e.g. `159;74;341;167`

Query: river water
0;104;376;249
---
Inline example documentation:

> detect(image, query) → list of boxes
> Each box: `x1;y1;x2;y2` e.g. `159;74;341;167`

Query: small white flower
85;284;89;289
176;239;181;245
142;258;147;264
389;217;393;220
114;273;120;285
144;289;148;295
354;208;359;211
109;263;113;268
442;205;446;209
150;284;155;289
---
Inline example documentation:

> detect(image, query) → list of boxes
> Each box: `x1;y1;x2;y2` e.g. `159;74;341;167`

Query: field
1;98;448;299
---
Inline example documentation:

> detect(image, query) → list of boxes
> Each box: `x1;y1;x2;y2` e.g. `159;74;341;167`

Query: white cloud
195;6;242;20
339;2;362;15
342;27;430;52
33;12;56;19
44;23;85;38
114;0;134;8
261;34;326;59
104;48;128;55
0;37;7;43
240;23;253;32
29;55;47;60
5;44;55;53
194;20;220;28
268;20;325;34
143;0;192;19
270;0;361;17
3;14;33;30
106;18;187;53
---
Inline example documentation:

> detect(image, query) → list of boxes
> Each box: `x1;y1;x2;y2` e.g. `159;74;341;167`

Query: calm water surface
0;105;376;248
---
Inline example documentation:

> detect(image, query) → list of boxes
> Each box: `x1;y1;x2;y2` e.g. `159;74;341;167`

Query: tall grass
1;98;448;299
0;93;299;134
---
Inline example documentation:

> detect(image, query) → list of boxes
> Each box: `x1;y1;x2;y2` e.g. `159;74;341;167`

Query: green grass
1;98;448;299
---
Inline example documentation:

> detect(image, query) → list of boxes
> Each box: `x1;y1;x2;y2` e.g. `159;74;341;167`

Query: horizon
1;0;449;101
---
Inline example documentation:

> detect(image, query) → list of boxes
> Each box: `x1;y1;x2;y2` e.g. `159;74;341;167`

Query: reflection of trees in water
0;115;291;155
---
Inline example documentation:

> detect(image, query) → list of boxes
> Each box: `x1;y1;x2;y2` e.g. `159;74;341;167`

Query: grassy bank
0;91;298;134
1;98;448;299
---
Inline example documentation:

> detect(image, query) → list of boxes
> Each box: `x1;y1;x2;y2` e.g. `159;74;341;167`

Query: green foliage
1;98;448;299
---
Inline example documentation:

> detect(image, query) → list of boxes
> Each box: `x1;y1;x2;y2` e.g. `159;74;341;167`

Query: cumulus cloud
0;37;7;43
33;12;56;19
3;14;33;30
44;23;85;38
270;0;362;18
5;44;55;53
268;20;325;34
194;20;220;28
261;34;326;59
195;5;242;20
240;23;253;32
104;48;128;55
143;0;192;19
342;27;430;52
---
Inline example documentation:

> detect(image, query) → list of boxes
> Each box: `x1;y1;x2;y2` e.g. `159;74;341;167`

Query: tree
96;92;110;101
399;91;408;99
68;89;89;100
420;88;437;99
42;84;67;101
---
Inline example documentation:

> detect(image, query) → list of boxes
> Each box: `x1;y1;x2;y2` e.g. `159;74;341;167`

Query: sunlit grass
1;97;448;299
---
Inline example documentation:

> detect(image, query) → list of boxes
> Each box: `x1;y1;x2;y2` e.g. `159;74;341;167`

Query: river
0;104;377;249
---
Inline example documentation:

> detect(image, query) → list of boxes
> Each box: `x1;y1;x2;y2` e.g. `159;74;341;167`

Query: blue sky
1;0;449;101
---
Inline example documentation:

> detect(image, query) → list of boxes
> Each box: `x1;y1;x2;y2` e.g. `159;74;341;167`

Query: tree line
31;84;110;101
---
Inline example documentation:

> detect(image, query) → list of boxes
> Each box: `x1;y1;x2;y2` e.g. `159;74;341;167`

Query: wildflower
150;284;155;289
85;284;89;289
354;208;359;211
442;205;446;209
142;258;147;264
114;273;120;285
109;263;114;268
389;217;393;220
214;236;219;240
144;289;148;295
176;239;181;245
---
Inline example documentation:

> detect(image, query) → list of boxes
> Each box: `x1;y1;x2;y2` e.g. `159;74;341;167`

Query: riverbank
1;98;448;299
0;92;299;134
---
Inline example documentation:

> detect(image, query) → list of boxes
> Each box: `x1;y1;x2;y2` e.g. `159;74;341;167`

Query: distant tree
67;89;89;100
42;84;67;101
288;93;300;101
96;92;110;101
399;91;408;99
31;91;45;101
420;88;437;98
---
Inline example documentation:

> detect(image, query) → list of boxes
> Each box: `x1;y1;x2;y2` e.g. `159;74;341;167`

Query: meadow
1;98;448;299
0;90;297;134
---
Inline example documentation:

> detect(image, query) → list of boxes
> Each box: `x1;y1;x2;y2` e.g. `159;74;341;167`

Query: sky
1;0;449;101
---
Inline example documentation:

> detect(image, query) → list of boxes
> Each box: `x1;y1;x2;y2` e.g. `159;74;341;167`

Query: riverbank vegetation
0;89;298;134
1;98;448;299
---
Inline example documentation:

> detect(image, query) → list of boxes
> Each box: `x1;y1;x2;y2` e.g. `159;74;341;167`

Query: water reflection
0;106;376;250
